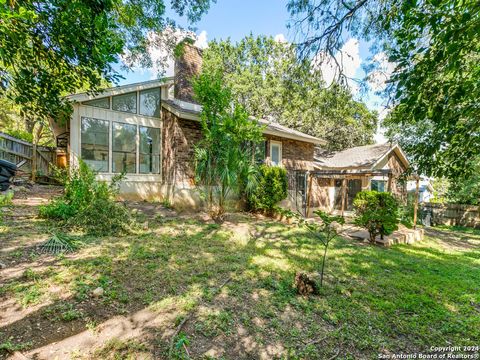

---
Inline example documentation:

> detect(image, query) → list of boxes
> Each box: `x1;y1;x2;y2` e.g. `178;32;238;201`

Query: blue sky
117;0;387;141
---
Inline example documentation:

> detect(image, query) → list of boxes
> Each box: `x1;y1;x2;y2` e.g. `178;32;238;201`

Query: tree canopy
0;0;214;121
202;35;377;151
288;0;480;178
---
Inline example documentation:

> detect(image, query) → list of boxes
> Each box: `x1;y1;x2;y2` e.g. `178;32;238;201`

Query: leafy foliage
296;210;345;287
193;71;264;220
0;0;213;122
443;158;480;205
39;161;133;235
202;35;377;150
353;191;399;243
248;165;287;213
289;0;480;177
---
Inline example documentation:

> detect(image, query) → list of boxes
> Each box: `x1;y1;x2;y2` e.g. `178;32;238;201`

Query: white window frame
270;140;282;166
78;112;162;179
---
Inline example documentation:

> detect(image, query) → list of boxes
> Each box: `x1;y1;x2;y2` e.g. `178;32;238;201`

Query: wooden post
341;178;347;217
413;176;420;229
387;173;393;193
306;173;314;218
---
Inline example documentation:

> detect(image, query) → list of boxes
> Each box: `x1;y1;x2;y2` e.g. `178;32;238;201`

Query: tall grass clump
39;161;133;235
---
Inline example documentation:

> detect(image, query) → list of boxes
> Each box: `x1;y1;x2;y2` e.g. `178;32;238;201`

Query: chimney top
174;42;203;103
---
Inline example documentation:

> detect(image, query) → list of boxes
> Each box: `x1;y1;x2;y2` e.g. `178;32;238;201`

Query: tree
288;0;480;177
353;191;399;243
192;71;264;221
202;35;377;150
0;0;214;122
247;165;288;214
296;210;344;289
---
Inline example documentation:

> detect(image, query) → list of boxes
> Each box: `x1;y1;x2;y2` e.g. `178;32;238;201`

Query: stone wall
387;152;407;200
162;108;203;187
421;203;480;228
174;44;203;103
264;134;315;171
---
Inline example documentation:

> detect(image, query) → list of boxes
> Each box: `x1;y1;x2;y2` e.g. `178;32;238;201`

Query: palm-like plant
193;71;264;220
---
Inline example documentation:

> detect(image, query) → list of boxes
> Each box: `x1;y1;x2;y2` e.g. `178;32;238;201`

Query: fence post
413;176;420;229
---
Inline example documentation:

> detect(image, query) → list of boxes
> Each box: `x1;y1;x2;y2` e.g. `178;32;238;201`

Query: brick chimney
174;42;203;103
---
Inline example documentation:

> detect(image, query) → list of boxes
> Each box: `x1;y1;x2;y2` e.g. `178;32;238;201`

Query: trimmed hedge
248;165;287;213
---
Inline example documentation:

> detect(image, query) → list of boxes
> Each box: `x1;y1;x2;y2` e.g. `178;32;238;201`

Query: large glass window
139;126;161;174
112;92;137;113
82;97;110;109
112;122;137;173
139;88;161;117
81;117;109;172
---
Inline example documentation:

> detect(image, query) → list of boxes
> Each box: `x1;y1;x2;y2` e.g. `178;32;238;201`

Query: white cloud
313;38;361;93
367;52;396;91
194;30;208;49
274;33;287;43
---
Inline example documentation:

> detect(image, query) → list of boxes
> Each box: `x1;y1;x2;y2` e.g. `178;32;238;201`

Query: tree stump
294;272;319;295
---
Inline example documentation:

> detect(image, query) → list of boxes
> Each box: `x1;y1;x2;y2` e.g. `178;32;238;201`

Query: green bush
248;165;287;213
353;190;399;243
399;193;416;228
39;161;133;235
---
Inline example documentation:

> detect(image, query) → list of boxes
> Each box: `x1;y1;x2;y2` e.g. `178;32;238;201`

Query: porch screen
112;122;137;173
80;117;109;172
139;126;161;174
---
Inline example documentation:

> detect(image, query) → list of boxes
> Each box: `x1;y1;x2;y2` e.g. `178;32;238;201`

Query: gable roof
162;99;326;145
67;78;174;102
67;79;326;146
315;143;409;170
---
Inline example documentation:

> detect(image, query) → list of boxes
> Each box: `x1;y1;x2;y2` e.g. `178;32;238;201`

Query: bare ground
1;186;479;359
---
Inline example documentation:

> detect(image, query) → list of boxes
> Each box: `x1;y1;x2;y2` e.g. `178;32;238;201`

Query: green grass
1;212;479;359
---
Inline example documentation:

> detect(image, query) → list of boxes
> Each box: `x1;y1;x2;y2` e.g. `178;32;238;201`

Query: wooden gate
0;131;56;178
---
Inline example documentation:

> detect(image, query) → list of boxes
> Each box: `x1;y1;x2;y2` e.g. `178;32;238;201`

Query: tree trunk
319;243;329;287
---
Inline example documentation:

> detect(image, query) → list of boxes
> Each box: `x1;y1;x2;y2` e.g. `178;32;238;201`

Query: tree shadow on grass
2;217;479;359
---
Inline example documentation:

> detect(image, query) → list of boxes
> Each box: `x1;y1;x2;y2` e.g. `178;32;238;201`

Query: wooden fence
421;202;480;228
0;131;56;178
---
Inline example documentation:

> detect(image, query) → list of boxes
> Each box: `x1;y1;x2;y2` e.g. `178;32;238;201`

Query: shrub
248;165;287;213
39;161;133;235
353;190;399;243
399;192;416;228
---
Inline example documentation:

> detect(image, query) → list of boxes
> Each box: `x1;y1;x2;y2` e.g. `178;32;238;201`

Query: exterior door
347;179;362;210
333;179;363;211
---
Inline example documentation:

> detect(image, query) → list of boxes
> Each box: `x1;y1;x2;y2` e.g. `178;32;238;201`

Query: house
308;143;409;215
50;43;409;213
407;176;434;203
50;44;325;209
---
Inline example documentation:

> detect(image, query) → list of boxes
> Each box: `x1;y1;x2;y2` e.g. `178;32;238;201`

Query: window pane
112;122;137;173
81;117;109;172
82;97;110;109
271;144;280;165
140;154;160;174
139;88;161;117
139;126;161;174
112;92;137;113
371;180;386;192
255;141;266;163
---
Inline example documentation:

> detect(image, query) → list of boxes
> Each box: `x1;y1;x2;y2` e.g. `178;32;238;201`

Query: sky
116;0;388;142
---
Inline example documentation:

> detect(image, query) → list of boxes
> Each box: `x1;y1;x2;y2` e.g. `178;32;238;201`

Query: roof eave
371;143;410;170
67;78;174;102
161;103;326;145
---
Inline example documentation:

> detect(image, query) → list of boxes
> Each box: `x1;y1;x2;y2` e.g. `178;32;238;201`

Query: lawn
1;189;479;359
